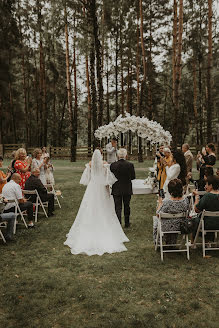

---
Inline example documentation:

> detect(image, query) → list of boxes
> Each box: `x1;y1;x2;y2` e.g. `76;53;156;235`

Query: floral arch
94;112;172;146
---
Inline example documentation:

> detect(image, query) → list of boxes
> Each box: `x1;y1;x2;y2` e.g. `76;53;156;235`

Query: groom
110;148;135;228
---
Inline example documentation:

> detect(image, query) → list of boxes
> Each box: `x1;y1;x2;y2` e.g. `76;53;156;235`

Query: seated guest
0;197;16;242
2;174;34;228
188;167;213;191
14;148;32;189
0;156;10;193
24;168;55;217
193;175;219;242
153;179;189;245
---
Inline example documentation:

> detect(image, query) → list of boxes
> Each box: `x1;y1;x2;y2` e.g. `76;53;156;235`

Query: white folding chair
13;199;28;233
155;212;190;261
193;210;219;257
23;190;48;222
0;221;7;243
45;184;61;208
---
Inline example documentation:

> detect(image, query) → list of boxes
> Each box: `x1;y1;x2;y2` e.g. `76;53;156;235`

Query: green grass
0;160;219;328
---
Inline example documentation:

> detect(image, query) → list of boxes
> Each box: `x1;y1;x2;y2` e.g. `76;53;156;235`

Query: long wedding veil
91;149;103;176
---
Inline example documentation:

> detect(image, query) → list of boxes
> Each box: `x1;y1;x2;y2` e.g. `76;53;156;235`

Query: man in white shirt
106;138;118;164
2;173;34;227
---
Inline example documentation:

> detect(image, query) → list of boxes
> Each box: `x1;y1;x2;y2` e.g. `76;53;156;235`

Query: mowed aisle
0;160;218;328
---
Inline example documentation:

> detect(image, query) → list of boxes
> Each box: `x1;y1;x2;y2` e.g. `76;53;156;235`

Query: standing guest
156;145;164;188
7;151;16;182
31;148;47;185
14;148;32;190
41;147;50;160
163;150;187;198
182;143;193;174
0;156;10;193
198;143;216;179
157;147;172;190
44;156;55;185
106;138;118;164
2;174;34;228
110;148;136;228
193;175;219;242
24;168;55;217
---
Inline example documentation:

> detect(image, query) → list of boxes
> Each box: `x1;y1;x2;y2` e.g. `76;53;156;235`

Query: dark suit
110;159;135;227
24;175;54;215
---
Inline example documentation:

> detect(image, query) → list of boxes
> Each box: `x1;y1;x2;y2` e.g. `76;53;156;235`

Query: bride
64;149;129;256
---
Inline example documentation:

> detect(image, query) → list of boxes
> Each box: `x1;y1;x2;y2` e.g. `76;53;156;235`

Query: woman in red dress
14;148;32;189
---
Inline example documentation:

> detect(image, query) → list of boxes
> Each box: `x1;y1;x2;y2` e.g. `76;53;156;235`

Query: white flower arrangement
94;112;172;145
144;167;158;190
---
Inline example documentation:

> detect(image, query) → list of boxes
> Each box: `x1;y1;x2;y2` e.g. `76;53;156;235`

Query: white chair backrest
159;212;187;219
23;190;37;195
202;210;219;217
197;191;207;196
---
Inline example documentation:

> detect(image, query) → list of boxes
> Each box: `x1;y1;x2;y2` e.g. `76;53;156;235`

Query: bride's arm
80;163;91;185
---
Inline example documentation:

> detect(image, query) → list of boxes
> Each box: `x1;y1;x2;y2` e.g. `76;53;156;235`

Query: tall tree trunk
115;26;119;117
172;0;183;147
72;31;78;162
206;0;213;143
90;39;98;149
86;55;92;156
192;57;199;146
106;48;110;123
90;0;104;127
64;4;74;162
8;82;17;142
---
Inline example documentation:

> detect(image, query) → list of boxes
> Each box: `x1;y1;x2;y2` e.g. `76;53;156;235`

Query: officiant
106;138;118;164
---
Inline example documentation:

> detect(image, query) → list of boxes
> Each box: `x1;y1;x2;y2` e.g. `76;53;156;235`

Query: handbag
180;219;195;234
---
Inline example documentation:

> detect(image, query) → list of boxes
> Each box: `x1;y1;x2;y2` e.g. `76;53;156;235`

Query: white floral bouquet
94;112;172;146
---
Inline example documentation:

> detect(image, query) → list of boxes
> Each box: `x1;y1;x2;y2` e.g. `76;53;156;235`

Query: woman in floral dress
14;148;32;190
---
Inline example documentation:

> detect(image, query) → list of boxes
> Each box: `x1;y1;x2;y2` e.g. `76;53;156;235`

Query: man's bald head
11;173;22;184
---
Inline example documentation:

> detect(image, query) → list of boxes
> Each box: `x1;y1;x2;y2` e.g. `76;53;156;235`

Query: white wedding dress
64;150;129;256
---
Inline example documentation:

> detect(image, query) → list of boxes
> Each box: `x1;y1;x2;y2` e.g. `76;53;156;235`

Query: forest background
0;0;219;161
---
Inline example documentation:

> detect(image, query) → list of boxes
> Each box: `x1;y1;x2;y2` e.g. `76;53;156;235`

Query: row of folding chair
155;209;219;261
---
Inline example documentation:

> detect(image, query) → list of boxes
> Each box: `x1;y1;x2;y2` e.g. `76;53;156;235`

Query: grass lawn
0;160;219;328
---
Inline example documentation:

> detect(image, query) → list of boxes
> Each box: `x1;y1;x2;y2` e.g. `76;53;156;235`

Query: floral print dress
14;160;31;190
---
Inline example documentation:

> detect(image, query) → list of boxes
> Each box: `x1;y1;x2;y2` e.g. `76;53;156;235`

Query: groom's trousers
113;195;131;227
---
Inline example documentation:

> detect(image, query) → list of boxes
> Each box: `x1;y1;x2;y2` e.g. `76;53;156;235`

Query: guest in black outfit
24;168;55;217
198;143;216;179
188;167;213;191
110;148;135;228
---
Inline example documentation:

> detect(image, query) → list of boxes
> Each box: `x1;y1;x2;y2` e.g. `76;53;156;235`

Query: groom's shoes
125;223;130;228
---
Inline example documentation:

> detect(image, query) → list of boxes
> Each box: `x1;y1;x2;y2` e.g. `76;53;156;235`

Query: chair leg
40;200;48;218
159;223;164;262
202;221;206;258
35;198;39;223
0;229;6;243
186;234;190;260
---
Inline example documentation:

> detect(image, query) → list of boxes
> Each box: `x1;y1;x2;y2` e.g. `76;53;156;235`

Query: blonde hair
15;148;27;160
33;148;42;158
